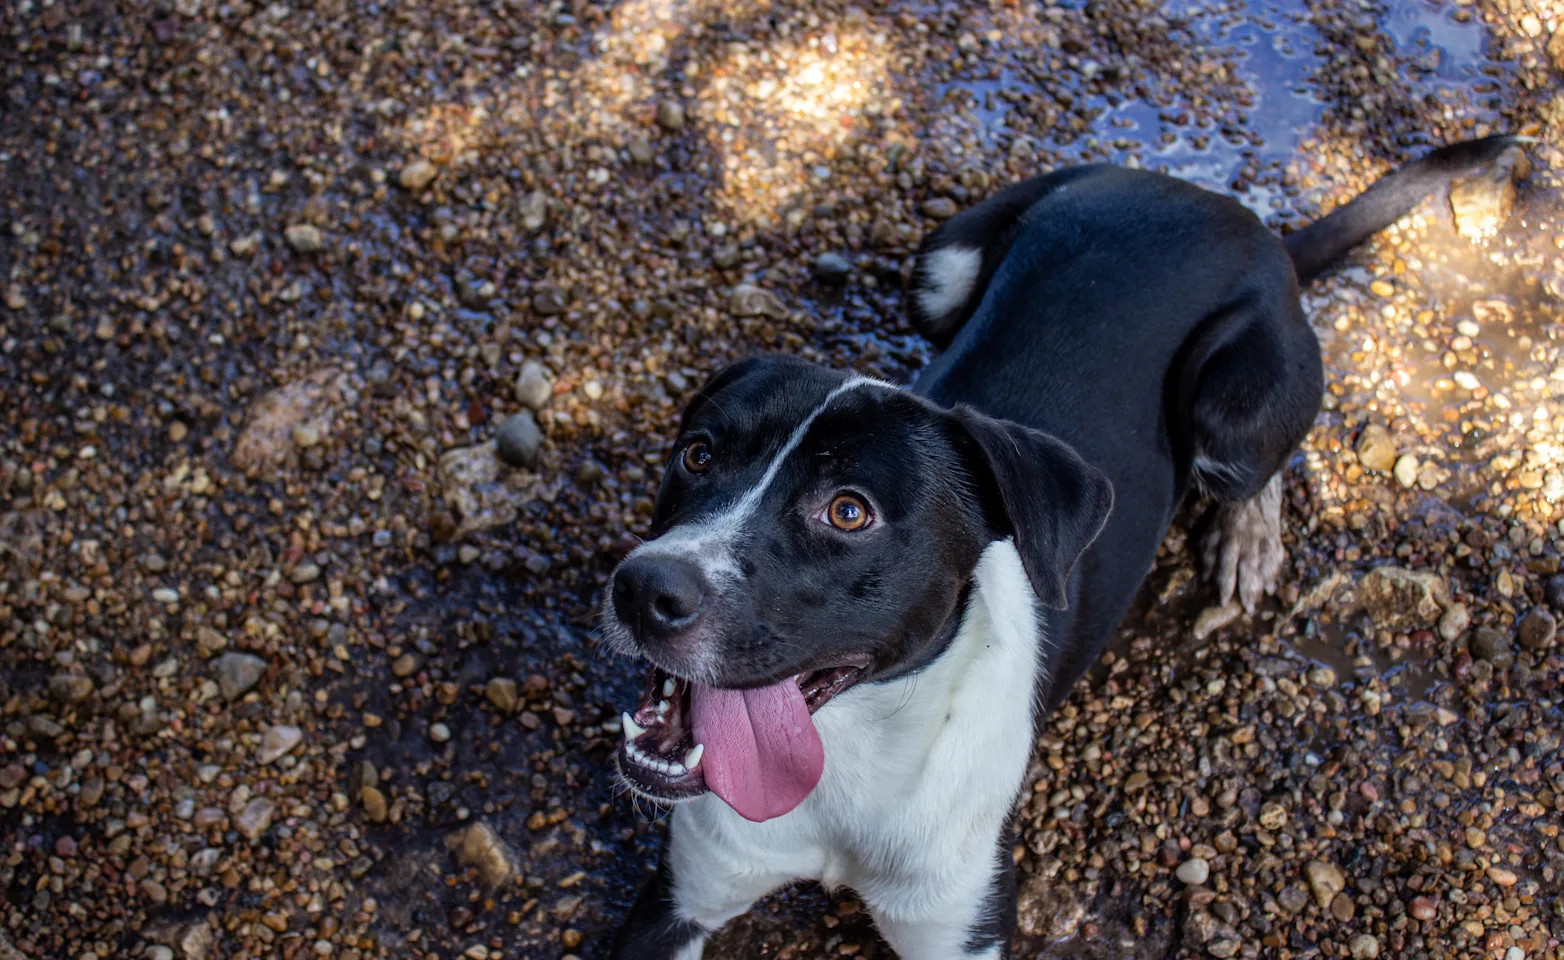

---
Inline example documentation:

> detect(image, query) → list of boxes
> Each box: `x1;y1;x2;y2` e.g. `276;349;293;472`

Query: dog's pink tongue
690;679;823;823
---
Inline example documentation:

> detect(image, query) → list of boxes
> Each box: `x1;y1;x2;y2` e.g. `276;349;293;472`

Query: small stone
1348;934;1379;959
1369;279;1395;298
628;136;655;164
1304;860;1345;908
1486;866;1518;886
1517;607;1557;650
291;422;322;449
289;562;321;584
430;723;451;743
486;678;520;713
1408;895;1438;920
1277;884;1310;914
391;653;420;678
236;798;275;841
152;587;180;604
361;786;388;823
1355;424;1397;472
1257;802;1287;830
143;553;169;573
1176;858;1210;885
532;286;567;315
1438;603;1470;643
655;100;685;130
1470;628;1510;663
257;725;302;764
1207;939;1240;959
1307;664;1336;688
285;224;324;253
515;361;553;411
495;412;543;469
1393;454;1419;488
48;673;95;704
921;197;958;219
399;159;439;191
446;821;514;888
1331;892;1356;922
728;284;788;319
213;653;267;701
518;190;548;232
813;252;852;283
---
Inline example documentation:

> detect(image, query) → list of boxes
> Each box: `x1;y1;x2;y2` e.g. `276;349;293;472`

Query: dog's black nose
612;555;707;637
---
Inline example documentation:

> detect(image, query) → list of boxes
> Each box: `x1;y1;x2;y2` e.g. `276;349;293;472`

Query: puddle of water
1383;0;1489;82
1297;616;1440;701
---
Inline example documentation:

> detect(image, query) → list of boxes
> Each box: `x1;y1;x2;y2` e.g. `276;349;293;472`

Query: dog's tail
907;167;1098;349
1284;135;1528;282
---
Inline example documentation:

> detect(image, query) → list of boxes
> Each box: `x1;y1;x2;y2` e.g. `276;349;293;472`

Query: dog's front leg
870;845;1016;960
611;807;795;960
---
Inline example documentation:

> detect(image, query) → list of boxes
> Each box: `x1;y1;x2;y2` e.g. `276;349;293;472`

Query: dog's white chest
671;539;1043;923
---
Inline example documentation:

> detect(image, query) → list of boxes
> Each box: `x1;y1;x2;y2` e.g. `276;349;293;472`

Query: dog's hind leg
1178;274;1323;613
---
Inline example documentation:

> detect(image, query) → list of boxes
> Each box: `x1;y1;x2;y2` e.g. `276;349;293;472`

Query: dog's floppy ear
948;406;1114;610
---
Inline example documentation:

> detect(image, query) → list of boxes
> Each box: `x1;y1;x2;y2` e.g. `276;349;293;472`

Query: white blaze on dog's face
602;355;1113;822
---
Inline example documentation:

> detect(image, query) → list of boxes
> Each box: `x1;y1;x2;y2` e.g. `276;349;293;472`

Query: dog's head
604;355;1112;821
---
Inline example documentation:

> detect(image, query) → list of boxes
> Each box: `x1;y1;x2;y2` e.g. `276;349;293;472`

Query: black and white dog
602;136;1521;958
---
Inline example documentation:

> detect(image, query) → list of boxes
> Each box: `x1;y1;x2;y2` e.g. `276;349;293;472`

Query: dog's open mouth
617;661;871;821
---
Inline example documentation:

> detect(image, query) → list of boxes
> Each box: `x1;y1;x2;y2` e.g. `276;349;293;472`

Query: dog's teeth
670;761;687;774
622;713;646;739
657;699;670;714
684;744;705;768
662;678;675;698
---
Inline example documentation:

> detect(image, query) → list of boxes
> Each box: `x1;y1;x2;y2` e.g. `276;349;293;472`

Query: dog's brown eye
826;494;871;532
682;440;712;474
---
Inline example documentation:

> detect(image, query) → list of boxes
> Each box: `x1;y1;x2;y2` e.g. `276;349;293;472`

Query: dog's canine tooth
622;712;647;739
684;744;704;768
662;678;675;698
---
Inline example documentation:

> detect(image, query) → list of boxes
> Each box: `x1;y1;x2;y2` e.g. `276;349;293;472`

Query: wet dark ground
3;0;1564;958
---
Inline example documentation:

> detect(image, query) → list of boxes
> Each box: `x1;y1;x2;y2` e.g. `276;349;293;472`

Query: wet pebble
1470;627;1510;663
813;252;852;283
1348;934;1379;959
236;798;275;841
1176;858;1210;885
486;678;520;713
399;159;439;191
1517;607;1556;650
48;673;94;704
257;725;302;764
1408;896;1438;921
1437;603;1469;643
212;653;267;701
1355;424;1396;472
656;100;686;130
496;412;543;469
429;722;451;743
921;197;958;219
1393;454;1419;488
1304;860;1345;908
284;224;324;253
515;361;553;410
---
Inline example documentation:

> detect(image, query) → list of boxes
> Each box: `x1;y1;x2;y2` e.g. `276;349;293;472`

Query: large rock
231;369;350;472
1355;567;1448;630
1355;424;1397;472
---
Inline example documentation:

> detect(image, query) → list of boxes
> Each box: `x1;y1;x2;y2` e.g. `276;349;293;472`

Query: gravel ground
4;0;1564;957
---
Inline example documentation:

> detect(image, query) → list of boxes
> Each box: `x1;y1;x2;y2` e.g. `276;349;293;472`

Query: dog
601;135;1522;958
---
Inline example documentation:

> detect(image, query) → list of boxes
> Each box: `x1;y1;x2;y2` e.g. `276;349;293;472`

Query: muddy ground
3;0;1564;957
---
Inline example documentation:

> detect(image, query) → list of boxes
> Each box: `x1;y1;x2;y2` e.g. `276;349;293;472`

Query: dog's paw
1200;474;1284;614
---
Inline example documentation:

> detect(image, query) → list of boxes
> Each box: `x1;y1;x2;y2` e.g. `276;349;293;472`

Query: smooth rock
236;798;275;841
728;284;788;319
813;252;852;283
430;722;451;743
655;100;686;130
1304;860;1345;909
399;159;439;191
1518;607;1557;650
1470;628;1510;663
361;786;388;823
1393;453;1419;488
257;725;302;764
496;412;543;469
486;677;520;713
49;673;95;704
446;822;515;888
284;224;324;253
515;361;553;410
1348;934;1379;959
213;653;267;701
1437;603;1469;643
1356;424;1397;472
921;197;958;219
1176;858;1210;885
